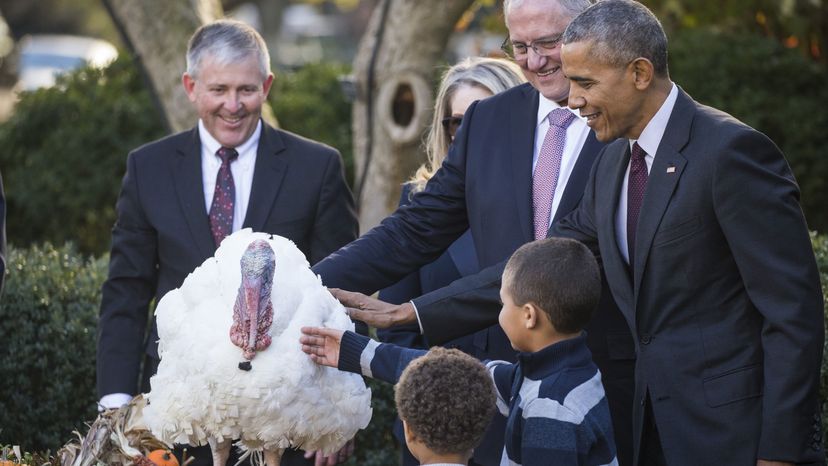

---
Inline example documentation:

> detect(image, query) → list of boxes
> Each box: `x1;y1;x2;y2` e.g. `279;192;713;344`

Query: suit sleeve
311;101;481;293
307;150;359;265
96;153;158;397
410;152;605;345
712;129;823;460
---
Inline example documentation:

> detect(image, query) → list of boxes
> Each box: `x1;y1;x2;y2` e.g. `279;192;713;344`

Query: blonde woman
378;56;525;466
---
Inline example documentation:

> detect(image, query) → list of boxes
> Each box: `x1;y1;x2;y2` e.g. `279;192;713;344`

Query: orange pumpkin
147;449;179;466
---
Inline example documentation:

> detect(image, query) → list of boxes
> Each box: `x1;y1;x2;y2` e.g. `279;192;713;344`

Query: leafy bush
814;233;828;453
0;55;165;255
0;243;107;452
270;62;354;186
670;28;828;232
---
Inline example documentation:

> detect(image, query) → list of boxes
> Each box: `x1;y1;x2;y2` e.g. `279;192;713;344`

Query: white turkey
143;229;372;466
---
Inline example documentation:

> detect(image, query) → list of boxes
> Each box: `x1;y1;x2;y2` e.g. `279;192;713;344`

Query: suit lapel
601;142;635;316
243;124;288;232
552;131;603;223
510;85;540;242
173;127;215;259
632;90;693;293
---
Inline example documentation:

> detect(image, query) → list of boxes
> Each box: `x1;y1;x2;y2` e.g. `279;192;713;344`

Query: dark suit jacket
313;83;635;465
550;89;824;465
97;122;358;398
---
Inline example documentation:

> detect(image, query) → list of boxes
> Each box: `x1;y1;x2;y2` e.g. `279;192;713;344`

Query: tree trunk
351;0;475;232
103;0;223;133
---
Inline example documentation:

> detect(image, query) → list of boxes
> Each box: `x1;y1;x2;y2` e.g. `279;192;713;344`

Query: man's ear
262;73;275;97
630;57;655;90
182;73;197;102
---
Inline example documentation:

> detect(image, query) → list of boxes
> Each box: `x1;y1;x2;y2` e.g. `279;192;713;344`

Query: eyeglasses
501;34;563;60
441;116;462;139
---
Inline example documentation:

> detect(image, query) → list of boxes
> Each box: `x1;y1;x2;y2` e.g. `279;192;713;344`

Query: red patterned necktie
627;142;648;260
533;108;577;240
209;147;239;247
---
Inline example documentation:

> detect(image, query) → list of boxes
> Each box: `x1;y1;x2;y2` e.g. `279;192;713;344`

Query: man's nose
526;48;547;71
223;92;242;112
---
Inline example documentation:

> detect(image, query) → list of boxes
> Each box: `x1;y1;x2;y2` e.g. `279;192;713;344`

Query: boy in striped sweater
301;238;618;465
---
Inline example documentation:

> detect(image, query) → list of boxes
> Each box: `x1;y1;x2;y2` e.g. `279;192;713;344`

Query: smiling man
551;1;824;465
96;19;357;466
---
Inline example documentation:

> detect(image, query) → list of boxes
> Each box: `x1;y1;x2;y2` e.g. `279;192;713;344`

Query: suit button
640;334;652;345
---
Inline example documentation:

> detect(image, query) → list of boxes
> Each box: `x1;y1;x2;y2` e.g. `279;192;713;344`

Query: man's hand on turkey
328;288;417;329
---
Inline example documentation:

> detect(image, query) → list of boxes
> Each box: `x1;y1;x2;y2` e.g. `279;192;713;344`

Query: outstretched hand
300;326;344;368
329;288;417;329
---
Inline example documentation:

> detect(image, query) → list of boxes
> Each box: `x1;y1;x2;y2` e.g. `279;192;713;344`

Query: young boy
394;347;497;465
301;237;617;465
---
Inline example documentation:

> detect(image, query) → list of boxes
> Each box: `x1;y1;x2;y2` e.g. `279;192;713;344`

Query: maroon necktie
627;142;648;260
209;147;238;247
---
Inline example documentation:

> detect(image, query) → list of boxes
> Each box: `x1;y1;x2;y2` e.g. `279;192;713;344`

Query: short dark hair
562;0;669;77
395;347;496;456
503;237;600;334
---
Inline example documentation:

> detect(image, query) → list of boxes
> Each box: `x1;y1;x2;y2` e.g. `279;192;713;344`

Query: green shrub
814;233;828;453
0;243;107;452
270;62;354;186
670;28;828;233
0;55;165;255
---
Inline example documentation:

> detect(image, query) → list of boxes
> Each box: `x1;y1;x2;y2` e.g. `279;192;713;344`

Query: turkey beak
243;277;262;359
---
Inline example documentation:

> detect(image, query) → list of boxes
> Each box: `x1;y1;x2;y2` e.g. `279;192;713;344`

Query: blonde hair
409;57;525;193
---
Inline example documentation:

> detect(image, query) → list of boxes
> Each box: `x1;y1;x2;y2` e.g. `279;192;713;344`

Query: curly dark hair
394;347;496;456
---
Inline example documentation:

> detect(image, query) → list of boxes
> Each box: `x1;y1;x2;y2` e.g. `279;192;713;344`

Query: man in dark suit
555;2;824;464
313;1;635;464
96;20;357;466
349;1;824;464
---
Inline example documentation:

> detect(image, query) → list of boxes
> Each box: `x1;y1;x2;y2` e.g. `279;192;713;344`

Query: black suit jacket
313;83;635;464
553;89;824;464
97;123;358;398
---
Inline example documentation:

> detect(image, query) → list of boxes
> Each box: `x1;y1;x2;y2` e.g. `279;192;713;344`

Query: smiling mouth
580;111;600;124
536;66;560;77
221;114;245;125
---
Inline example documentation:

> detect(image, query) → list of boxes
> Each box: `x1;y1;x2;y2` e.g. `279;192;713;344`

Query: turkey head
229;239;275;369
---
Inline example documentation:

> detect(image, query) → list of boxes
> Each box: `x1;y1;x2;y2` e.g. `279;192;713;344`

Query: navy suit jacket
553;89;824;465
313;83;635;464
97;123;358;398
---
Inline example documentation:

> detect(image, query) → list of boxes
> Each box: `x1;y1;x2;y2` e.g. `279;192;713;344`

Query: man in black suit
554;2;823;464
313;1;635;464
345;1;824;464
96;20;357;466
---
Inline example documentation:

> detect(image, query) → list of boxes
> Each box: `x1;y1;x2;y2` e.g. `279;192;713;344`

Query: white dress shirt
200;119;260;232
533;95;591;228
615;83;678;263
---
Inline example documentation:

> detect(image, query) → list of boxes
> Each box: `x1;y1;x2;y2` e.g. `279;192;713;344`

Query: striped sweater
338;331;617;466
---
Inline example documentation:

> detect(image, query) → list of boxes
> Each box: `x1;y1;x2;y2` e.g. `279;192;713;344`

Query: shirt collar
629;82;678;157
517;332;592;379
198;119;262;158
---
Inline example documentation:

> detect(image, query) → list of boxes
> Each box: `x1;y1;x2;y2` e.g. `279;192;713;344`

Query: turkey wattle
143;229;372;466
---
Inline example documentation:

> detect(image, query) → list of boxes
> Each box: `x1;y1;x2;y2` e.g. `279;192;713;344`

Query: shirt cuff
339;330;372;375
99;393;133;411
409;300;424;334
